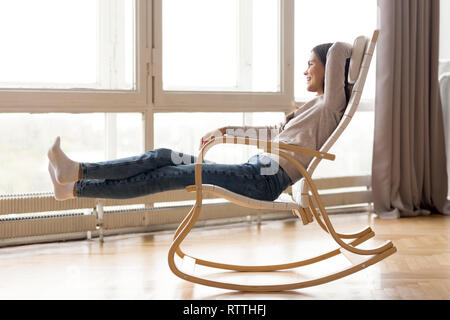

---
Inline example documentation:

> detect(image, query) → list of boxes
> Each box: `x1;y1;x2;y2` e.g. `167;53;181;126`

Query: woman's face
304;51;325;95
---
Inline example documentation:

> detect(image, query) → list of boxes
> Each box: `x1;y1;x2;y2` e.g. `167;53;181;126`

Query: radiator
0;176;372;245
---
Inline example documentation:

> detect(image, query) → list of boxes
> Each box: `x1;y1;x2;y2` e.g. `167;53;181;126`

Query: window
0;0;382;245
313;112;374;178
107;113;144;159
154;112;285;165
0;0;148;110
153;0;294;111
162;0;280;92
0;0;136;90
0;113;143;195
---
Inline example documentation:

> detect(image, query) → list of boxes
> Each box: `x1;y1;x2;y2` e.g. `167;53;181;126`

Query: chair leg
308;196;373;239
292;208;308;225
168;200;396;291
173;207;375;274
172;202;375;274
168;149;397;291
168;196;396;292
304;206;314;223
173;204;197;259
168;248;396;292
306;185;393;256
185;228;375;272
276;151;384;252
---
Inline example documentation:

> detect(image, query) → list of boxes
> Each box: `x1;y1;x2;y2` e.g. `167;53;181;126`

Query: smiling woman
294;0;377;180
295;0;377;102
304;44;330;96
46;41;353;202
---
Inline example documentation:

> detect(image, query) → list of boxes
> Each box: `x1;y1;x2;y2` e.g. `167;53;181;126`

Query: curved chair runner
168;30;397;291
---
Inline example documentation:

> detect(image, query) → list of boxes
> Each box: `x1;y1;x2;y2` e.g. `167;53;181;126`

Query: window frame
0;0;151;113
151;0;295;113
0;0;377;245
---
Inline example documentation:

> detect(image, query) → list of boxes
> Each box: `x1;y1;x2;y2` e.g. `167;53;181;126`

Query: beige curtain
372;0;450;218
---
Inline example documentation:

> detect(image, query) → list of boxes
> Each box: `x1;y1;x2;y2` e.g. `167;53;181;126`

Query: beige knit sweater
226;41;353;183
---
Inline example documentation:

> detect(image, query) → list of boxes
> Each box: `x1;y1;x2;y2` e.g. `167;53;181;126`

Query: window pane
440;0;450;62
246;112;285;127
294;0;377;101
155;111;370;179
155;113;248;164
154;112;285;165
0;0;135;90
0;113;143;195
162;0;280;92
116;113;144;158
313;111;374;178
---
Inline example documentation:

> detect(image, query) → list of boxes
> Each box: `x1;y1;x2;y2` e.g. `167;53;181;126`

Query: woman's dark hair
312;43;351;103
312;43;333;67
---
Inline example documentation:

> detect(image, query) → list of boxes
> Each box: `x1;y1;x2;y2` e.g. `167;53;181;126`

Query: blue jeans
75;148;292;201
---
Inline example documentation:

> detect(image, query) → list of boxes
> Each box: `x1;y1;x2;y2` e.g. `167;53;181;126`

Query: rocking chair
168;30;397;291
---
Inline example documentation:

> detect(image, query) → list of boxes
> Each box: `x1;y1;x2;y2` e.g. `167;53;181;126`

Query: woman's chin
306;86;316;93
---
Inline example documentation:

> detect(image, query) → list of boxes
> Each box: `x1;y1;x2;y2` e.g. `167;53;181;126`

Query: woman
48;41;352;202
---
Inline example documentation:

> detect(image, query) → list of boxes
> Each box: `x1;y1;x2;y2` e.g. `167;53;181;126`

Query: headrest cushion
348;36;368;84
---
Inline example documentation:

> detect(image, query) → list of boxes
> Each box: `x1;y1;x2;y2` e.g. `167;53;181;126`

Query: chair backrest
293;30;379;206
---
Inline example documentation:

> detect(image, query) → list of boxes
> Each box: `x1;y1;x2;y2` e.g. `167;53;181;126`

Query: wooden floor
0;212;449;300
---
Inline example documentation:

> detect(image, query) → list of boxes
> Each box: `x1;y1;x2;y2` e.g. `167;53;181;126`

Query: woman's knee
152;147;173;154
153;148;196;165
151;148;177;160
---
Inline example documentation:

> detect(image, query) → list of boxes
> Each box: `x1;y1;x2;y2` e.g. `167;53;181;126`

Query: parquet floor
0;213;449;300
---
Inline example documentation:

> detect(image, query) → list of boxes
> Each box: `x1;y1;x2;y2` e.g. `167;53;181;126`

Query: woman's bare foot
47;136;80;184
48;162;76;201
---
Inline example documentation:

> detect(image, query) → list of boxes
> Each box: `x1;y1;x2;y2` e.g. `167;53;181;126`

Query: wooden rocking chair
168;30;397;291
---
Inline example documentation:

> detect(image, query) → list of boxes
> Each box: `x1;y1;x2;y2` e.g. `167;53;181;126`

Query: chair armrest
221;135;335;161
189;135;334;192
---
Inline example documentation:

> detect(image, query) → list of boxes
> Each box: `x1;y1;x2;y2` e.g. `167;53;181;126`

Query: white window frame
151;0;294;113
0;0;151;113
0;0;376;246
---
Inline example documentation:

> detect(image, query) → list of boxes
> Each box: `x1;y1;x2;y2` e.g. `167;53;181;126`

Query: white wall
440;0;450;198
440;0;450;61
